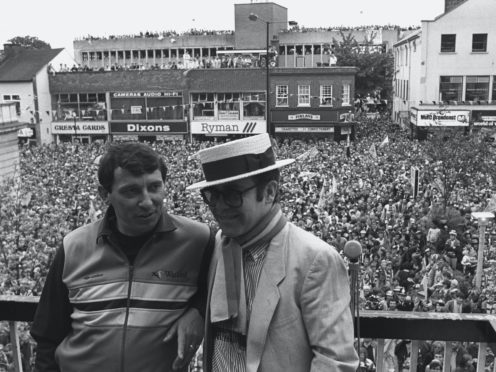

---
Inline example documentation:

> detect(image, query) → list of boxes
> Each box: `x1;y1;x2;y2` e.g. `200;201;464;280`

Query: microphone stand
348;259;361;370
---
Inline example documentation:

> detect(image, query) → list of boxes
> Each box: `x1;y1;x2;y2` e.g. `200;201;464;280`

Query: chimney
445;0;465;13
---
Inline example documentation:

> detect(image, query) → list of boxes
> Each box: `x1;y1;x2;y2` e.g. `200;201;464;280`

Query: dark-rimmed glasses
200;184;257;208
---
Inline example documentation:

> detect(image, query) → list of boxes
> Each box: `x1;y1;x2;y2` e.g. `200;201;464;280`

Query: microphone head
344;240;362;261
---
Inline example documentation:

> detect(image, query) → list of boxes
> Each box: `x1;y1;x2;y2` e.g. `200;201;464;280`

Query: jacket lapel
246;225;288;372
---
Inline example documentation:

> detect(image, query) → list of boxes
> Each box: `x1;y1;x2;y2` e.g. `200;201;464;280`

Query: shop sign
111;91;182;98
414;110;469;126
472;110;496;126
288;114;321;120
275;126;335;133
131;106;142;114
110;121;187;134
51;122;109;134
191;120;266;134
218;111;239;120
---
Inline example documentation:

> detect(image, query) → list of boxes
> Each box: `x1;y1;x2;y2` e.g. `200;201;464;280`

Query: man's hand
163;307;204;371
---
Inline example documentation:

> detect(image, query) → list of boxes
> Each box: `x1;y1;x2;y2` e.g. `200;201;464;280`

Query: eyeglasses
200;184;257;208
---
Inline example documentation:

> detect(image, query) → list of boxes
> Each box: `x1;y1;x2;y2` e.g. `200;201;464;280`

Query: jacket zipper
120;264;134;372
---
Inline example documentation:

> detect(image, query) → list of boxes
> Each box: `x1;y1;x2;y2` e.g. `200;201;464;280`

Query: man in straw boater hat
187;134;358;372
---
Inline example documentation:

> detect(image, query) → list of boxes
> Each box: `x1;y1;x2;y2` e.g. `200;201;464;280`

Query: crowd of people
0;116;495;370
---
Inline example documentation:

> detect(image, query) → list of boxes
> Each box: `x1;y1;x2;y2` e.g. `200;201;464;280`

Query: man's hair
98;142;167;192
251;168;280;202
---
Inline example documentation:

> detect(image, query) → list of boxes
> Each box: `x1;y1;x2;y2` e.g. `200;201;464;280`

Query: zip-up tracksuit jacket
31;208;214;372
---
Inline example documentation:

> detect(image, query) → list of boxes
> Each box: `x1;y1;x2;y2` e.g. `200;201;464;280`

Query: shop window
320;85;333;106
492;76;496;102
439;76;463;102
440;34;456;53
472;34;487;53
465;76;490;101
276;85;288;106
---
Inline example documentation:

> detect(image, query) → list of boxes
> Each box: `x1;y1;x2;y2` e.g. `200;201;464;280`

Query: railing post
443;341;452;372
477;342;487;372
410;340;419;372
376;339;384;372
9;321;23;372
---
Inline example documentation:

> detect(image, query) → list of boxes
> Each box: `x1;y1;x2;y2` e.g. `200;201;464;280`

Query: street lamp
471;211;495;290
248;13;297;137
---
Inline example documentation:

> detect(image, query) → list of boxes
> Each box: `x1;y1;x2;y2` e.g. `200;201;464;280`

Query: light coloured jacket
204;221;359;372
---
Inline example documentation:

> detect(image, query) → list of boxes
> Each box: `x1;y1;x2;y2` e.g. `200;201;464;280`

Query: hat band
202;147;275;182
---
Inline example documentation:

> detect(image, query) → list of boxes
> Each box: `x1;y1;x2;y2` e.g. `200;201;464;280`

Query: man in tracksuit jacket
31;142;214;372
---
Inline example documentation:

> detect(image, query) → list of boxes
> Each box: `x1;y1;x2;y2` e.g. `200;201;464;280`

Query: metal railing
1;296;496;371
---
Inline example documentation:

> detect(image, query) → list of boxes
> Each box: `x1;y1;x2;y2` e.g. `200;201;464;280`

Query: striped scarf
210;205;286;335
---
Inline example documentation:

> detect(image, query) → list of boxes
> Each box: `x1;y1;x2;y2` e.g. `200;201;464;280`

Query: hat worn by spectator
449;230;457;235
187;133;295;190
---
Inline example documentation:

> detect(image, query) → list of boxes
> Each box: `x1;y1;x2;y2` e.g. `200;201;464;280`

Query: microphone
343;240;362;358
344;240;362;262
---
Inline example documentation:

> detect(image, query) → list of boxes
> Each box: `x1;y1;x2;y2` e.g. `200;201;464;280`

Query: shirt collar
97;205;177;243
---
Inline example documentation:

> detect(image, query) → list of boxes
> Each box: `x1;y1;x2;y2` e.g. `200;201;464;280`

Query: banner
380;135;389;148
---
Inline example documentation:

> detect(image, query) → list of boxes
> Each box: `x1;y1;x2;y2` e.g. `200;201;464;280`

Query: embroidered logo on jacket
152;270;188;281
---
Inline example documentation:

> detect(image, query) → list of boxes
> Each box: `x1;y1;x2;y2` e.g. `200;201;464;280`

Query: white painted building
392;0;496;137
0;45;63;144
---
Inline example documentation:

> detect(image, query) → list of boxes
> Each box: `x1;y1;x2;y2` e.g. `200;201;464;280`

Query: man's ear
98;185;109;203
264;180;279;204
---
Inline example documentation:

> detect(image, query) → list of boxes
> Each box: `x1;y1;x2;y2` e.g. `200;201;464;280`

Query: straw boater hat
187;133;295;190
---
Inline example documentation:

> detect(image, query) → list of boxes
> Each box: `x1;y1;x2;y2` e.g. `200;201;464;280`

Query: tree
7;36;51;50
332;31;394;101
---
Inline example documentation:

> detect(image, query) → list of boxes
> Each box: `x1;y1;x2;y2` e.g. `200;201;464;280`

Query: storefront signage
414;110;469;127
111;91;182;98
191;120;266;135
288;114;321;120
472;110;496;126
51;122;109;134
218;111;239;120
131;106;142;114
275;126;335;133
110;121;187;134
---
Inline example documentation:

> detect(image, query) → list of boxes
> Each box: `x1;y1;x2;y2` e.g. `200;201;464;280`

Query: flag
432;178;445;195
317;181;327;210
484;194;496;213
20;192;32;207
297;147;319;161
369;143;378;159
380;135;389;148
331;175;338;194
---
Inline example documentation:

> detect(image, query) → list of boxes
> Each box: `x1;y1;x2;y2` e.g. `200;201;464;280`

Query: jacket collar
96;205;176;243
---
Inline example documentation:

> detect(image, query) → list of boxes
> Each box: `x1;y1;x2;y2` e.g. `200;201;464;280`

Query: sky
1;0;445;55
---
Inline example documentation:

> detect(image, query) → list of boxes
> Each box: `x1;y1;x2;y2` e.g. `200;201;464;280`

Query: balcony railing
2;295;496;372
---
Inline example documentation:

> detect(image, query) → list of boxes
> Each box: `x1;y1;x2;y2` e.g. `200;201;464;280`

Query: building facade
392;0;496;138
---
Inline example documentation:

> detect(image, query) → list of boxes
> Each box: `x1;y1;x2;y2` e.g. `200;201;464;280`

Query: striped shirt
212;241;268;372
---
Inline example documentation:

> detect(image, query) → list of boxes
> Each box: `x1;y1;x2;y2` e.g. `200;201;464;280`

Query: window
242;92;266;118
276;85;288;106
2;95;11;101
342;84;351;106
472;34;488;52
192;93;214;118
493;76;496;102
439;76;463;102
298;85;310;106
320;85;333;106
465;76;490;101
3;95;21;115
440;34;456;53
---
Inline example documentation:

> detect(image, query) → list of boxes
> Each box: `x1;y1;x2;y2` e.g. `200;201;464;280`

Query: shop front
190;119;267;139
109;121;187;142
271;109;355;141
51;121;109;143
17;126;37;146
472;109;496;143
409;107;470;139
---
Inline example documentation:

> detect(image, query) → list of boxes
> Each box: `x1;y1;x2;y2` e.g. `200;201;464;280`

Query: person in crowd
187;134;359;371
444;230;461;270
30;142;215;372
